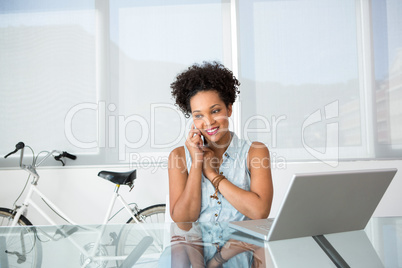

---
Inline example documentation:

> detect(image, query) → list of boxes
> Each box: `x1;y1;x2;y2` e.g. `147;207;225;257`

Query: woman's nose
203;114;216;127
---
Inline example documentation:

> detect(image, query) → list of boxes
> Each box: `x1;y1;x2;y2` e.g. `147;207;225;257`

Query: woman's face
189;90;232;145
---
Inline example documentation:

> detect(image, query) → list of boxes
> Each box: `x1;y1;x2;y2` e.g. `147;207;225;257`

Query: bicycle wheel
115;204;166;267
0;207;42;268
126;204;166;224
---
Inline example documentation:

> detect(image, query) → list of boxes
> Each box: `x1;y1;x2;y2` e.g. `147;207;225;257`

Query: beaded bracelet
210;174;227;200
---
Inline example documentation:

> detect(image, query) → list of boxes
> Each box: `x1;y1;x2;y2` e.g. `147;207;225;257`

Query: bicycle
0;142;166;267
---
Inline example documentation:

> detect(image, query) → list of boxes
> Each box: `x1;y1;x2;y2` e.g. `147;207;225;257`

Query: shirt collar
225;132;240;159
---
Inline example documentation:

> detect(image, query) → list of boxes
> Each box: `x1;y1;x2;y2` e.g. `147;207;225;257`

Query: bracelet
210;174;227;200
213;251;228;264
211;174;224;187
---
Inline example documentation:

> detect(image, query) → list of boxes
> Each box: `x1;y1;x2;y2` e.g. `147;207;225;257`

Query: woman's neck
207;131;232;157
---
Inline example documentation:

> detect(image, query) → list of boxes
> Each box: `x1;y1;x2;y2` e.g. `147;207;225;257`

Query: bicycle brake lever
54;155;66;166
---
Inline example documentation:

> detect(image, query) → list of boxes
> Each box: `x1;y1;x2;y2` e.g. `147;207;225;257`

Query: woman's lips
205;127;219;135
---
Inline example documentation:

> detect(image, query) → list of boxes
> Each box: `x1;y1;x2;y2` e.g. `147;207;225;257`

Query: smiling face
190;90;232;146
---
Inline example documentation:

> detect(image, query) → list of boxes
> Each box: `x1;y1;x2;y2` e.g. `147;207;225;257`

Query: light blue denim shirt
184;132;251;222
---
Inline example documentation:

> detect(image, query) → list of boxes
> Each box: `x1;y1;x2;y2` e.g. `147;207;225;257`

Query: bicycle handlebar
4;142;25;158
3;142;77;183
54;151;77;166
60;151;77;160
4;142;77;167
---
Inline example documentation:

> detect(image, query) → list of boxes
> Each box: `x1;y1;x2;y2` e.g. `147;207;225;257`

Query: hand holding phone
193;125;204;149
186;124;203;153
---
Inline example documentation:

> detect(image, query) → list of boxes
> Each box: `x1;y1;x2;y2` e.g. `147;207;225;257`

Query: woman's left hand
202;147;219;181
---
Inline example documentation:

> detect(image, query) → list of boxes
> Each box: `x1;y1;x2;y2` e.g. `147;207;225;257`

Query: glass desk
0;217;401;267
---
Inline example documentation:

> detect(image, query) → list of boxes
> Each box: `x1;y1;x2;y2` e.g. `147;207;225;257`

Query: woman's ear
227;104;233;117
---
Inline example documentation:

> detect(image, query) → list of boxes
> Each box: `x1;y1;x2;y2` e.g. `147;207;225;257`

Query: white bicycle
0;142;166;267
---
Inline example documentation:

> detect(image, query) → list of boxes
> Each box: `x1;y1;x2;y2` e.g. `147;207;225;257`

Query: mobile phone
194;125;207;147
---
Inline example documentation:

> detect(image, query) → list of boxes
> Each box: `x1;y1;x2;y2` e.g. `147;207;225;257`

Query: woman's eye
212;109;221;114
194;114;203;119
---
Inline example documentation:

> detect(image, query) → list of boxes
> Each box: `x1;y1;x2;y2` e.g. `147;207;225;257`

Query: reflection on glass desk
0;217;401;267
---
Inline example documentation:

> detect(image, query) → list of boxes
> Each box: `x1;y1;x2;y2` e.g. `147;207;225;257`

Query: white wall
1;159;401;226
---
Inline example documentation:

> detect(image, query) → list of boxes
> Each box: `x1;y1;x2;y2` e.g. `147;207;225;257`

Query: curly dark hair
170;61;240;117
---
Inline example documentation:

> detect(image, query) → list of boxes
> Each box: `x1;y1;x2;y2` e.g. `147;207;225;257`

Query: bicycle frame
11;178;144;264
11;180;141;227
9;147;163;267
12;147;141;227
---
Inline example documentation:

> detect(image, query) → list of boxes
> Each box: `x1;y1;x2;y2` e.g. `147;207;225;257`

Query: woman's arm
169;123;210;222
168;147;203;222
207;142;273;220
206;239;265;268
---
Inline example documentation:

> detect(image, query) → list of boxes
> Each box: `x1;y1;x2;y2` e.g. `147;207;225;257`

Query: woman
168;61;273;223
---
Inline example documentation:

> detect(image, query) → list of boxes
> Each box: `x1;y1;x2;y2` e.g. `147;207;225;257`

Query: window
0;0;231;166
0;1;98;166
237;0;402;166
372;0;402;157
1;0;401;168
106;0;230;164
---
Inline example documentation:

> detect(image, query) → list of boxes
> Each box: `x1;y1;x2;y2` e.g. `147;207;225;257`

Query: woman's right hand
185;124;204;165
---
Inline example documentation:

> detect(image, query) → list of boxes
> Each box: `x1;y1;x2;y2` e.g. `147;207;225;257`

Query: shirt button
215;213;218;217
224;153;228;157
220;171;223;175
217;201;221;205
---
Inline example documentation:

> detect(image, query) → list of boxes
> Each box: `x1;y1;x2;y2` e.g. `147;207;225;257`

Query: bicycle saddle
98;170;137;186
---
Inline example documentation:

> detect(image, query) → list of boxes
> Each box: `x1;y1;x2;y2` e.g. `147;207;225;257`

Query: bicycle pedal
109;232;118;245
55;226;79;239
